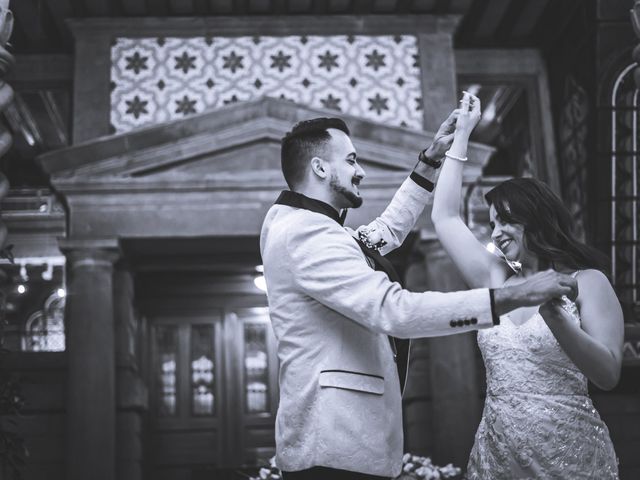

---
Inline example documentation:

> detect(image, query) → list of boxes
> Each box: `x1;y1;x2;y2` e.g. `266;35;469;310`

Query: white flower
248;457;282;480
399;452;462;480
416;466;439;478
259;467;271;479
357;225;388;251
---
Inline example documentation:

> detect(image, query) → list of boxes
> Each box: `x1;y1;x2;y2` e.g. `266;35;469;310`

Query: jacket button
471;318;478;324
450;320;456;327
457;319;465;327
464;319;471;325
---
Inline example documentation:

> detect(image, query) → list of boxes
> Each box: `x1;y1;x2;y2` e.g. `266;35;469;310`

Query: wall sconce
41;262;53;281
19;263;28;282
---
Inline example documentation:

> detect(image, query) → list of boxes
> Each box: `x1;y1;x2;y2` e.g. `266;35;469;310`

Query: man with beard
259;116;578;480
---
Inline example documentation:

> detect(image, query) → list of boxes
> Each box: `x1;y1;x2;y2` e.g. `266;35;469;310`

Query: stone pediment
38;96;493;185
35;97;494;239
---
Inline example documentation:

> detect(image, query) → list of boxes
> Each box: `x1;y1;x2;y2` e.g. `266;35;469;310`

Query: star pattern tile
174;51;197;74
111;35;423;133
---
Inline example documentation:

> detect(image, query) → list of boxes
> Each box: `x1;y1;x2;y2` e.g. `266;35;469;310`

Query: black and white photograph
0;1;639;479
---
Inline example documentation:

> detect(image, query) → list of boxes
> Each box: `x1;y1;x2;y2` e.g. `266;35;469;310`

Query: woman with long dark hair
431;93;622;479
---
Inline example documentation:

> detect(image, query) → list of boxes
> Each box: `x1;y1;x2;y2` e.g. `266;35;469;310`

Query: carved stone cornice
38;96;494;180
66;15;462;38
33;97;496;238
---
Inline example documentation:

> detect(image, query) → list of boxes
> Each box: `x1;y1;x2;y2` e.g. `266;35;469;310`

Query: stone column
403;244;435;456
113;266;146;480
61;239;119;480
67;23;112;143
424;239;482;467
404;237;483;468
418;31;458;132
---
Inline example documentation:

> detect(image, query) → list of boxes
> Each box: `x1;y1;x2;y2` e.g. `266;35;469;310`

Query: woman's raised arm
431;93;504;288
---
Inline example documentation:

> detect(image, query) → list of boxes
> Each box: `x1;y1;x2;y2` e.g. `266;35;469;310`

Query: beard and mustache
329;172;363;208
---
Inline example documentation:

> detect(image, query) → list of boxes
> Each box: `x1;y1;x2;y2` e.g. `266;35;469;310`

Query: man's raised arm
356;110;458;255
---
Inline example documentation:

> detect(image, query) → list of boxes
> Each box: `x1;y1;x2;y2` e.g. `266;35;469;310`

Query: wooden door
148;314;226;479
147;307;277;479
224;307;279;467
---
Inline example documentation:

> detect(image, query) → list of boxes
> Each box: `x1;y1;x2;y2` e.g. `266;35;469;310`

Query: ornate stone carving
0;0;13;263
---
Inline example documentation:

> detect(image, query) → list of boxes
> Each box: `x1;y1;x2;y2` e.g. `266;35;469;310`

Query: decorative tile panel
110;35;423;134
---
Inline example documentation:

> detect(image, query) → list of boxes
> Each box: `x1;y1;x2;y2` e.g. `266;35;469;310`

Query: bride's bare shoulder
575;269;612;290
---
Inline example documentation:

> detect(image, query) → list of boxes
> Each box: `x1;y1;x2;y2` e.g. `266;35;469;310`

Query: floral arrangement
357;224;388;251
248;456;280;480
248;454;462;480
397;453;462;480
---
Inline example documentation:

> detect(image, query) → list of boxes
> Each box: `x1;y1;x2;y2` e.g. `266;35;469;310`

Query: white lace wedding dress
466;296;619;479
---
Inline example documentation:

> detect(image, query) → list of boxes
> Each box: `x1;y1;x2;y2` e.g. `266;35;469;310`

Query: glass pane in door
243;322;269;414
190;325;216;416
155;325;178;416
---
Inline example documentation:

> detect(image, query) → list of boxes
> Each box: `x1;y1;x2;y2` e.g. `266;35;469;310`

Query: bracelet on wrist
418;149;442;168
444;150;468;162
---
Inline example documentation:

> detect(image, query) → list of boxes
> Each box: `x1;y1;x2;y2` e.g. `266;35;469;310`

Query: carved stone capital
59;238;121;270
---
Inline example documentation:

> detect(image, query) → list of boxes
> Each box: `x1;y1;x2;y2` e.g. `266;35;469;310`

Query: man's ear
310;157;328;179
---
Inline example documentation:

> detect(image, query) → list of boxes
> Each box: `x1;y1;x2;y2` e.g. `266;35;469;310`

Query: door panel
147;307;278;478
227;308;278;466
149;314;226;476
152;431;219;465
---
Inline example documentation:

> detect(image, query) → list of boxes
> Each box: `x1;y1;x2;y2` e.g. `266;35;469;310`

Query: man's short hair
281;117;350;190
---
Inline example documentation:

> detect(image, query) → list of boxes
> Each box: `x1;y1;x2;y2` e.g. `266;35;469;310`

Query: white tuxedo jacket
260;177;496;477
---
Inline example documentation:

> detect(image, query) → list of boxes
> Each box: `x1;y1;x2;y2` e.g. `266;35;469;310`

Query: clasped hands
530;270;579;323
421;91;482;163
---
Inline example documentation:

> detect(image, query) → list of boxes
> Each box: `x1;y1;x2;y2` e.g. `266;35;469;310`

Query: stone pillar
61;239;119;480
113;266;146;480
418;31;458;132
114;267;137;368
0;2;14;260
67;23;112;143
403;245;435;456
404;237;483;468
424;239;482;467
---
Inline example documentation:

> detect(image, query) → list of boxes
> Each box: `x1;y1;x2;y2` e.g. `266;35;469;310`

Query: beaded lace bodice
479;296;587;398
467;295;619;479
